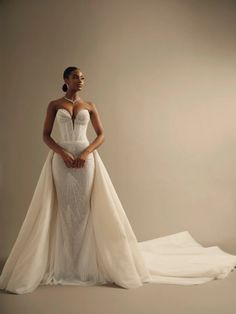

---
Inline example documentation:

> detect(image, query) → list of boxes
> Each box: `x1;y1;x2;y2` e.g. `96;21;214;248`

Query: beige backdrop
1;0;236;262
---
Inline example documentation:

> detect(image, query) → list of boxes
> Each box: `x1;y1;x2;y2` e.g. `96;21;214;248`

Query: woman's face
65;69;85;91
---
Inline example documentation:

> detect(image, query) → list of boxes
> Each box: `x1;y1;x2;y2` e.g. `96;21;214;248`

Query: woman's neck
64;91;80;101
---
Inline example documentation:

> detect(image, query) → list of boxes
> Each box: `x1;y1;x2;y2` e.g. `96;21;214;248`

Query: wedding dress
1;108;236;295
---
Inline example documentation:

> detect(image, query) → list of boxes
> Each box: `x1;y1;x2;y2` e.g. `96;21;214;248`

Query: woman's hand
60;150;76;168
74;150;90;168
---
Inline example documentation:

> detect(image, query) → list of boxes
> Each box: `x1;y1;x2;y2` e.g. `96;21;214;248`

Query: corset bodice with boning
56;108;90;142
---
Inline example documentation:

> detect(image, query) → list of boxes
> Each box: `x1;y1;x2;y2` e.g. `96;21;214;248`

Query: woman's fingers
76;157;85;168
64;157;75;168
66;161;72;168
63;156;86;168
75;158;79;168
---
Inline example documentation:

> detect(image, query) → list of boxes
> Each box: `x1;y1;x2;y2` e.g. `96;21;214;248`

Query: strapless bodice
56;108;90;142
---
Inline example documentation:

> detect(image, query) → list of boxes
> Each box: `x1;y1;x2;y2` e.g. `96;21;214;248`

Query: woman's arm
42;101;76;168
80;101;105;157
42;101;65;155
43;101;62;154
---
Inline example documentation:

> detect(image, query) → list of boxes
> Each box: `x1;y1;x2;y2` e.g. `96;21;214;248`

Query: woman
1;66;236;294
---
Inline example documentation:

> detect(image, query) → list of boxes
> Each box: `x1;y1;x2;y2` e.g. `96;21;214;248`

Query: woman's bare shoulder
51;97;64;105
85;100;98;113
47;97;64;111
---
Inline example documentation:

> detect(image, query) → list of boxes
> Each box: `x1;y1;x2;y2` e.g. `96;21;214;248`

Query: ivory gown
1;108;236;294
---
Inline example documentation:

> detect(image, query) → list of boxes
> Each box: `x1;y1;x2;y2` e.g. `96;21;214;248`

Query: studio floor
1;271;236;314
